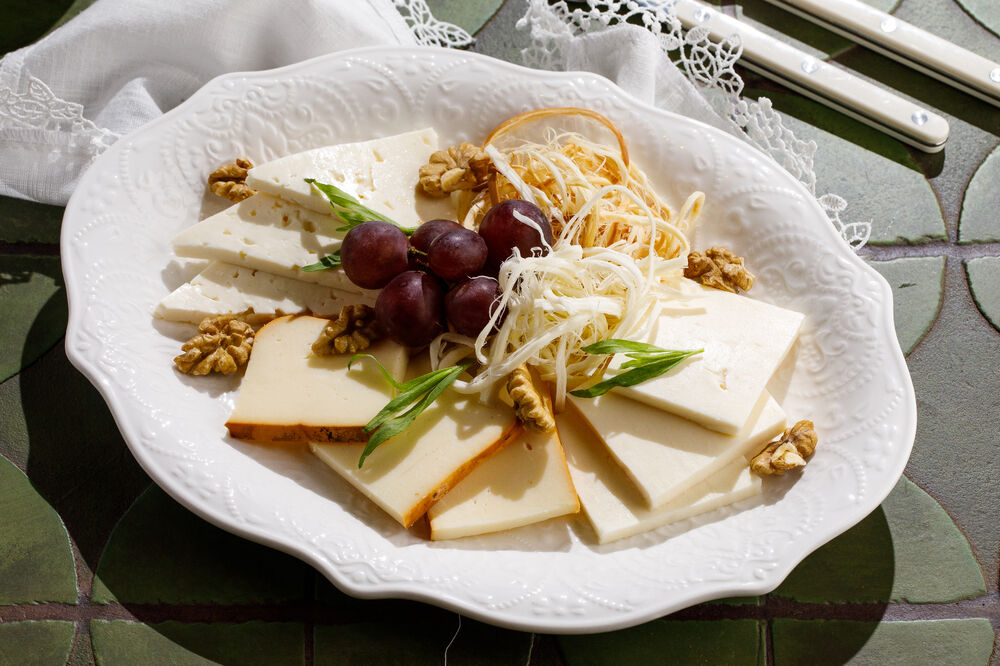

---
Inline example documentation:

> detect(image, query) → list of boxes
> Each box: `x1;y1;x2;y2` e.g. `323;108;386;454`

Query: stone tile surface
425;0;503;35
0;255;66;382
93;485;310;605
557;620;762;665
771;618;996;665
868;257;945;355
0;455;77;605
959;145;1000;243
90;620;305;666
314;617;533;665
773;477;985;603
966;256;1000;331
741;90;946;245
956;0;1000;37
0;620;76;666
0;197;64;244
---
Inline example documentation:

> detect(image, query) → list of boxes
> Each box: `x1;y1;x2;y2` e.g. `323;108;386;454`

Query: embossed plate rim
62;45;916;633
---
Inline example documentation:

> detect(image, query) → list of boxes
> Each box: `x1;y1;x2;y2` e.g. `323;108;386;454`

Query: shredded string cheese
438;121;706;409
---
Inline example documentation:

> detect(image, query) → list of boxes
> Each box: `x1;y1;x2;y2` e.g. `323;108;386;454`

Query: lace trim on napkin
392;0;473;48
518;0;871;250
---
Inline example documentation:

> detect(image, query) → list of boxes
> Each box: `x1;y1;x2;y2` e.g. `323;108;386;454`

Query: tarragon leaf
305;178;416;235
569;339;702;399
301;250;341;272
353;360;472;467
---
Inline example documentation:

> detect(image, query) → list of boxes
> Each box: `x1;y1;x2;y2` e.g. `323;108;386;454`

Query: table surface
1;1;998;664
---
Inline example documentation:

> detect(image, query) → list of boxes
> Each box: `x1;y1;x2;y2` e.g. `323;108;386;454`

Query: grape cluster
341;199;552;347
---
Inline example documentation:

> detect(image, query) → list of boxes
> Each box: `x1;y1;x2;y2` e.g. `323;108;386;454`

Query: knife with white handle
667;0;950;152
760;0;1000;108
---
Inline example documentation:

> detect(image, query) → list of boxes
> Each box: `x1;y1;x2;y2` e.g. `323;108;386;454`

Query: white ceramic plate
63;46;916;633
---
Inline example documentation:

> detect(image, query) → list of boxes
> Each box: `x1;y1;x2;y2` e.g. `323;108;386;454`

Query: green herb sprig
349;354;472;468
569;339;702;399
300;179;416;273
305;178;415;235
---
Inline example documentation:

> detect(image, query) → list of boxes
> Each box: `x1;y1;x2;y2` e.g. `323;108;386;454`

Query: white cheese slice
226;315;407;443
171;193;371;295
427;427;580;540
611;281;804;434
154;261;372;324
310;356;522;528
569;391;784;508
246;128;455;228
556;410;762;544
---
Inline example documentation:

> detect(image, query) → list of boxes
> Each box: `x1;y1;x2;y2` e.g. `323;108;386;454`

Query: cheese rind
226;315;408;442
171;193;369;295
246;128;455;228
556;410;762;544
611;282;804;434
569;391;784;508
155;261;371;324
427;428;580;540
310;356;522;528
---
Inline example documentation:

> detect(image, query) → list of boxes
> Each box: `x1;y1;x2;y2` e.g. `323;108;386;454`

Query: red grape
445;276;503;337
340;221;409;289
478;200;553;272
409;219;464;252
375;271;445;347
427;228;488;281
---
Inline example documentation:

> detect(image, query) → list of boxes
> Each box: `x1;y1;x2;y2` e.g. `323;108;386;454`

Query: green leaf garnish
569;339;702;399
349;356;472;467
305;178;416;235
300;250;341;272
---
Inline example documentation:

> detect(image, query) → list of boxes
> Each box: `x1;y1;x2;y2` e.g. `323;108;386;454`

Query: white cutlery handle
670;0;950;152
764;0;1000;107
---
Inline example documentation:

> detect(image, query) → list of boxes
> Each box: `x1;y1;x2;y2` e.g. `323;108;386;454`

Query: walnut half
506;365;555;433
750;420;818;475
174;315;254;375
418;143;490;197
312;305;381;356
684;246;755;293
208;158;257;202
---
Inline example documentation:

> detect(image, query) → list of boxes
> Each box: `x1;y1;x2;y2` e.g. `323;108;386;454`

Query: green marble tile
895;0;1000;61
0;196;63;244
426;0;503;35
0;621;76;666
0;343;150;569
771;619;995;665
773;477;985;603
0;255;67;383
956;0;1000;37
867;256;945;355
742;89;946;245
0;0;74;53
966;256;1000;332
315;616;533;666
91;620;304;666
93;485;309;605
904;259;1000;588
557;620;762;665
0;455;77;605
958;145;1000;243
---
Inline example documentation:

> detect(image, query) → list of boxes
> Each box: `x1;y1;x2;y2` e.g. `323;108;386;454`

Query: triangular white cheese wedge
310;357;522;528
569;391;784;508
226;315;407;443
172;193;369;295
427;427;580;540
246;128;455;227
610;281;804;434
155;261;371;324
556;410;762;544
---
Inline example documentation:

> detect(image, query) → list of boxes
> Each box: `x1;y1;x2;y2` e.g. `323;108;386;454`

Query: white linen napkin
0;0;450;204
